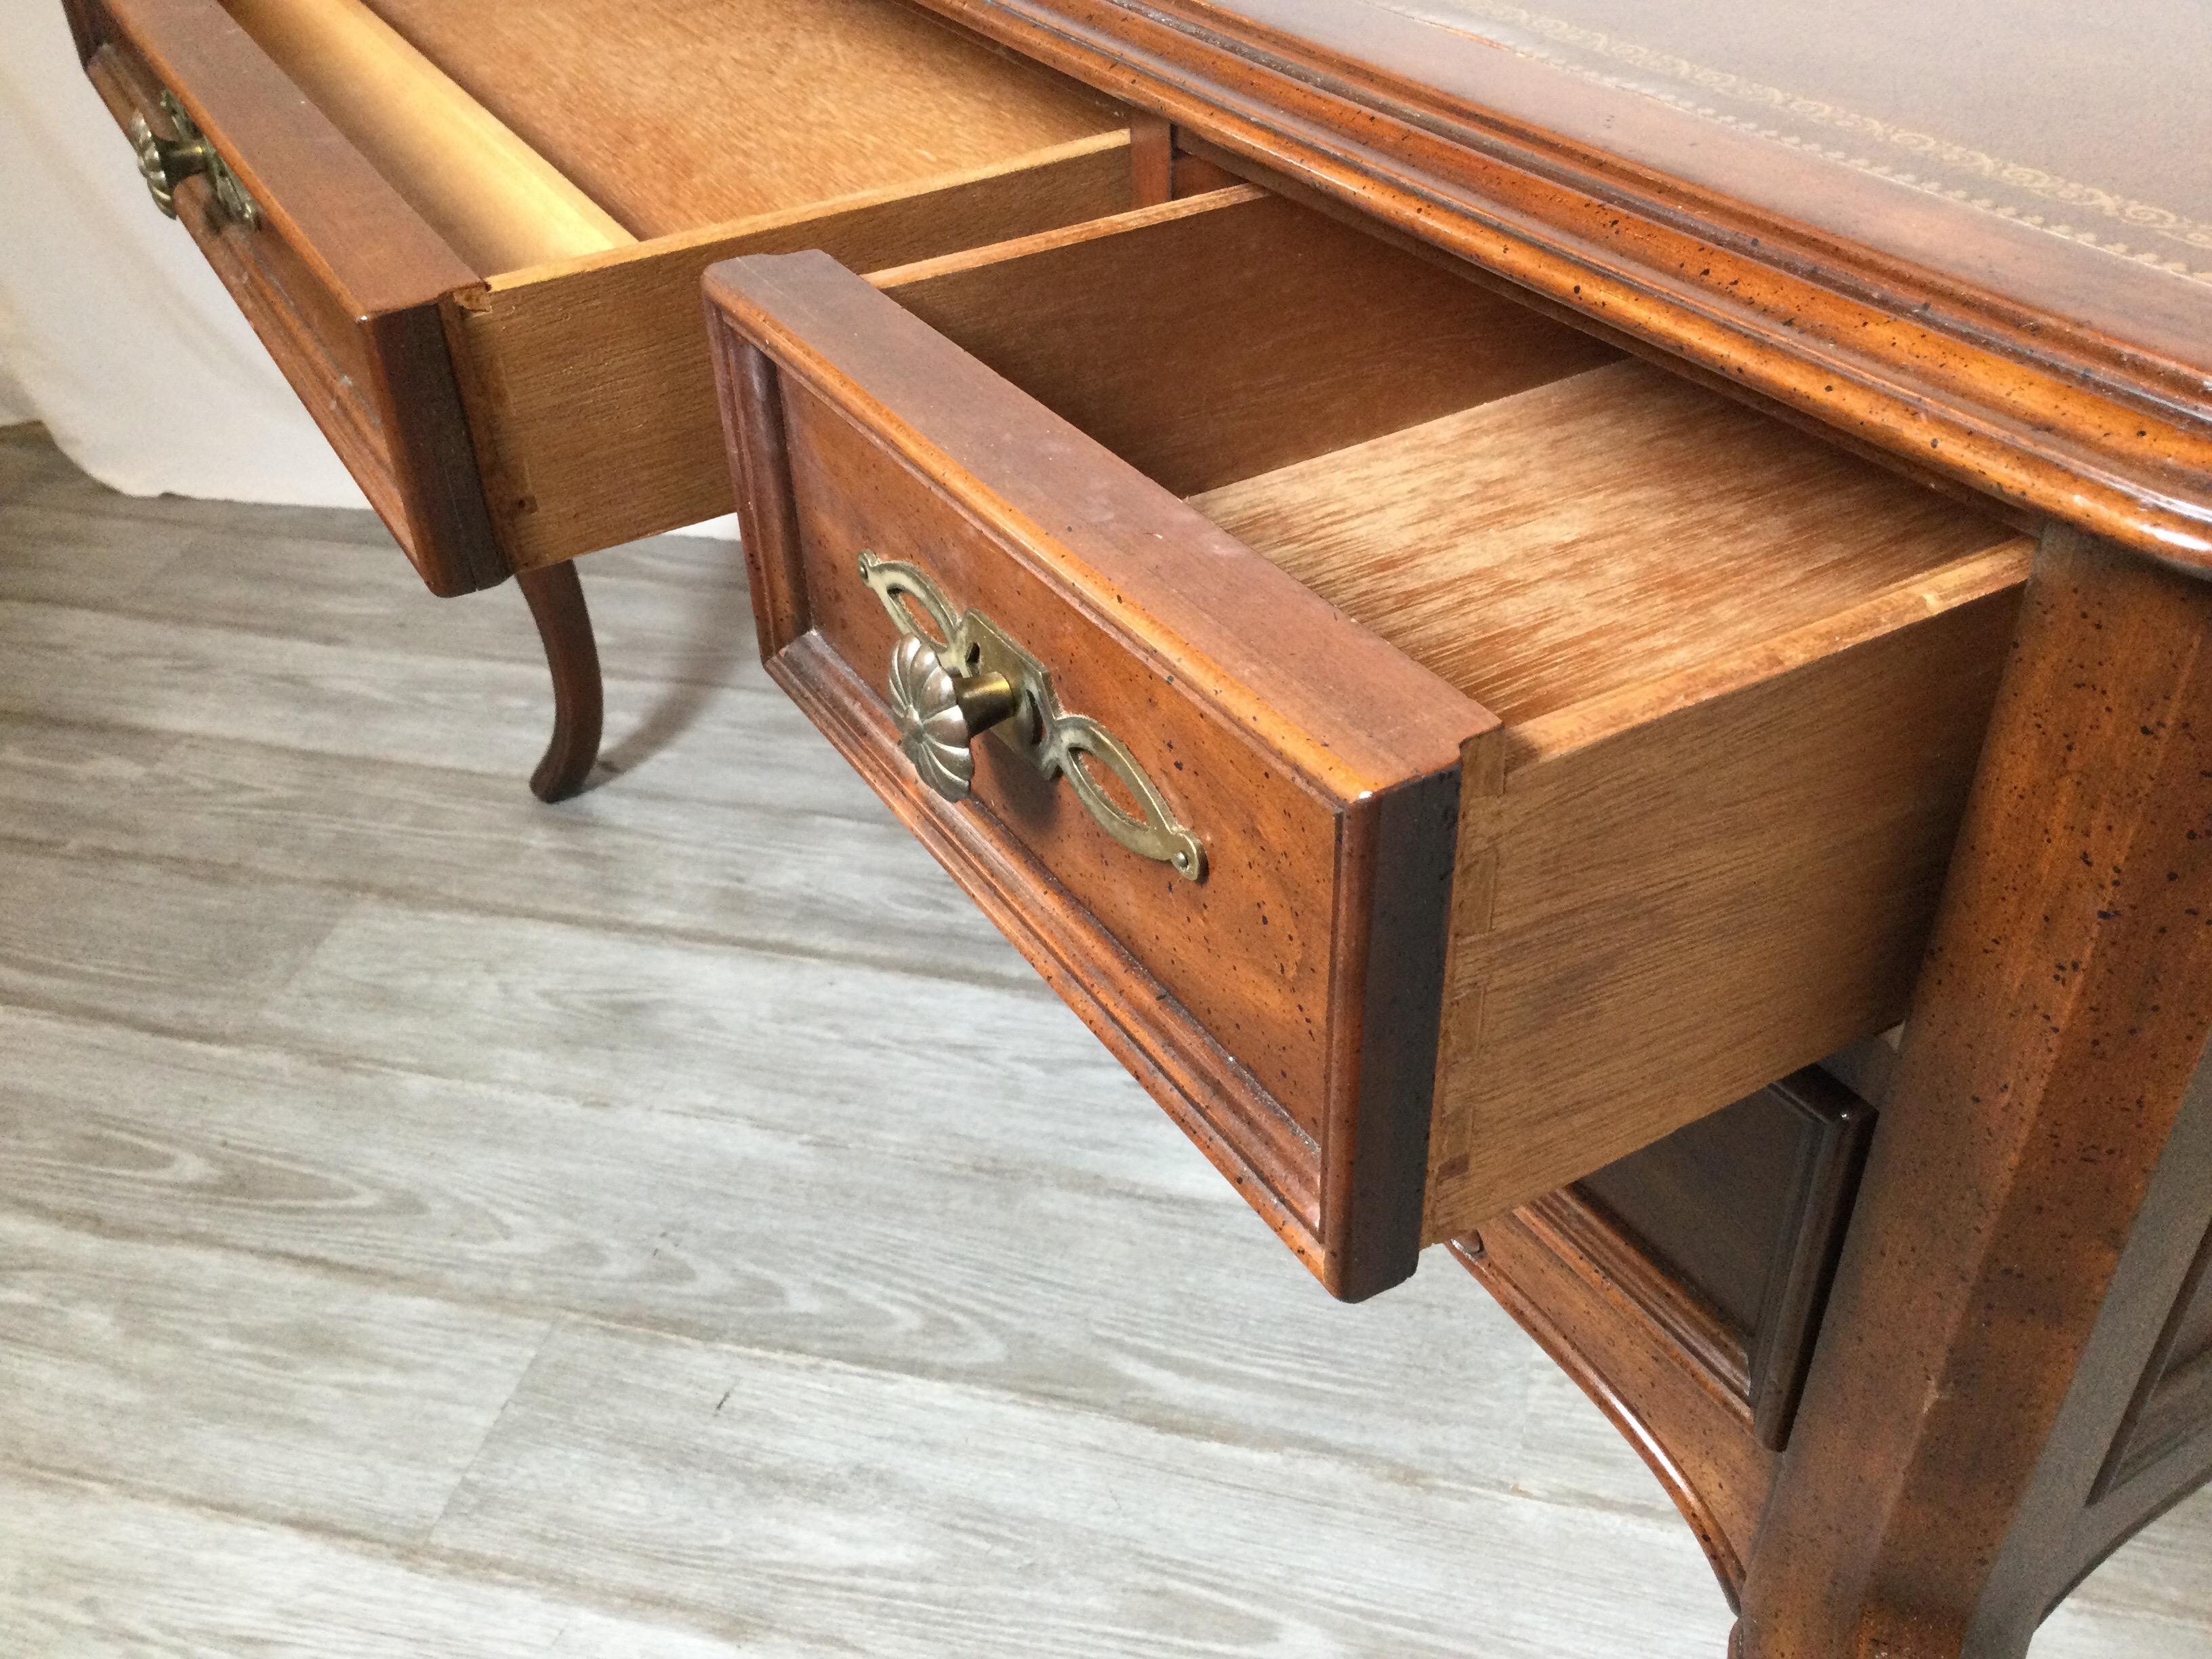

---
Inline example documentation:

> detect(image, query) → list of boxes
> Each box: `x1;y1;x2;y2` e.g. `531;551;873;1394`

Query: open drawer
705;187;2032;1300
65;0;1134;594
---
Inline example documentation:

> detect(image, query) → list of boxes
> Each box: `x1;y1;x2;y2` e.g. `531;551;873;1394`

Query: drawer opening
857;186;2034;1245
875;187;2030;767
1191;361;2024;764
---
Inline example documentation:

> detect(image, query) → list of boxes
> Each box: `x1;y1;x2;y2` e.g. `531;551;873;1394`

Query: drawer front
708;251;1495;1300
68;0;504;595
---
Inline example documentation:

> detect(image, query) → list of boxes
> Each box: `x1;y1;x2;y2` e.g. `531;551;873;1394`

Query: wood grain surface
1;426;2203;1654
710;244;1498;1293
1422;562;2026;1234
1192;359;2022;731
358;0;1120;237
899;0;2212;567
79;0;510;594
726;193;2037;1240
876;188;1619;498
453;135;1138;569
1191;350;2032;1230
1736;526;2212;1657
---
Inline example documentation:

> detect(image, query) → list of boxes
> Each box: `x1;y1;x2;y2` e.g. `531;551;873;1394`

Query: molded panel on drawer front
1578;1067;1875;1448
706;188;2031;1298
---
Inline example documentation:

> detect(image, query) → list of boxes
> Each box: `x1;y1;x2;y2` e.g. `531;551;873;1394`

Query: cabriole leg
517;561;602;803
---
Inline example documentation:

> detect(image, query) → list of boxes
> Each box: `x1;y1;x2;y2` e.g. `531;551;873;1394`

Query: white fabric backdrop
3;1;369;506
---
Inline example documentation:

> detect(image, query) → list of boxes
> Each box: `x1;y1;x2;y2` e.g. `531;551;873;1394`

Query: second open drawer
68;0;1136;593
706;186;2031;1300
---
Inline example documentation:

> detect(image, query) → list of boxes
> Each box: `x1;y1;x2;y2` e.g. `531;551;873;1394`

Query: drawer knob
861;551;1206;882
887;632;1020;802
129;94;259;228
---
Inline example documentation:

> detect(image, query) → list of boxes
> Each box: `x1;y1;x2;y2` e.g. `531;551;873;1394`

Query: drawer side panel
453;136;1139;570
1427;569;2026;1235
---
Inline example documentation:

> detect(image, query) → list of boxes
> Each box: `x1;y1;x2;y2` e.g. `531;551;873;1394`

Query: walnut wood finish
1124;115;1237;205
179;0;1135;577
893;194;2023;1233
76;0;1139;587
1457;1067;1873;1607
1189;359;2025;1233
1126;110;1174;207
1458;1200;1778;1607
904;0;2212;569
1576;1069;1874;1451
516;563;603;804
66;0;2212;1637
448;135;1138;571
1736;525;2212;1657
68;0;1148;801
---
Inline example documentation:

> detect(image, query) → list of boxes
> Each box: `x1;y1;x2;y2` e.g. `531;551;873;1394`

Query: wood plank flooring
1;424;2205;1655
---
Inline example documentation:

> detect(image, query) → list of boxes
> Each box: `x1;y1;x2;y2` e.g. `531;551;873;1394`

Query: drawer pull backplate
130;93;260;228
860;551;1207;882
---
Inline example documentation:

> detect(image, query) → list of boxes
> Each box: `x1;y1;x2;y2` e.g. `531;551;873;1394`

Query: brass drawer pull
861;551;1206;882
130;93;260;228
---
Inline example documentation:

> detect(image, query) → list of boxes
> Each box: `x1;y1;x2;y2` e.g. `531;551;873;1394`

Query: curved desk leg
518;562;602;803
1734;525;2212;1658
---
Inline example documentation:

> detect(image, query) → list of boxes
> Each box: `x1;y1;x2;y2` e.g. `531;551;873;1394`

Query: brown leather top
1214;0;2212;374
1402;0;2209;272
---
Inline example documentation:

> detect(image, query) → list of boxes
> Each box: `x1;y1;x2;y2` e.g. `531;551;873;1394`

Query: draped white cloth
1;3;367;508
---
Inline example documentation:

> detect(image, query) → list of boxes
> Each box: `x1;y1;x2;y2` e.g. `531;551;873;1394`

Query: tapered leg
1734;526;2212;1657
517;561;602;803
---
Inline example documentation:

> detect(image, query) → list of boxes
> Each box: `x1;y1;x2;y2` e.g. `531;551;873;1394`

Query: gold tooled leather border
1370;0;2212;283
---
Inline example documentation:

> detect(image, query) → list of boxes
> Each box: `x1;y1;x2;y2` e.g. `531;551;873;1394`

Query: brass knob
131;113;210;219
886;633;1019;802
859;552;1204;880
129;96;258;227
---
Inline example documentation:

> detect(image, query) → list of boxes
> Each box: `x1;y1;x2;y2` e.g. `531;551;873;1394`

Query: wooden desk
67;1;2212;1653
869;8;2212;1652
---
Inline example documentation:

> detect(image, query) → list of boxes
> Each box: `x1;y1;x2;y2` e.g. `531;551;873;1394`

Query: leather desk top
1320;0;2210;330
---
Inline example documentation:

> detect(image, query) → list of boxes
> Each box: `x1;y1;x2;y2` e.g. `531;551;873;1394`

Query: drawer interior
353;0;1117;240
209;0;1134;567
874;188;2025;766
219;0;1123;274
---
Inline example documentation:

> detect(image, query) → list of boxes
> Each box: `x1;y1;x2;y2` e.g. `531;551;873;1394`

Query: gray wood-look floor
0;423;2205;1657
